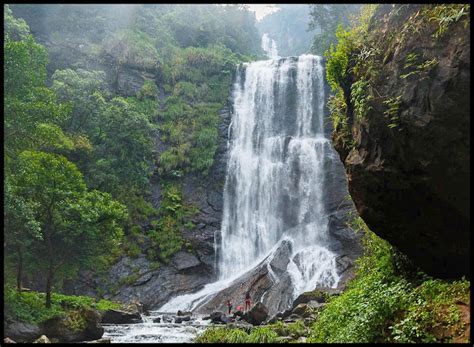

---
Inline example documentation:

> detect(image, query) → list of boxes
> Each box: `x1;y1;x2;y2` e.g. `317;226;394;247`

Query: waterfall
261;33;279;59
159;54;339;313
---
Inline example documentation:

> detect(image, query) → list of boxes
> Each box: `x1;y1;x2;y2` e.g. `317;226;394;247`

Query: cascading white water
219;53;338;286
261;33;279;59
160;54;339;313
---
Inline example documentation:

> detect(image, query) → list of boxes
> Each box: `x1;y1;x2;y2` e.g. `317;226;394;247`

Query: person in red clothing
226;300;233;315
244;293;251;312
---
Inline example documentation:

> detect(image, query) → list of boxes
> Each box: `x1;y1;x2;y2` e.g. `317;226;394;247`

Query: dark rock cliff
332;4;470;278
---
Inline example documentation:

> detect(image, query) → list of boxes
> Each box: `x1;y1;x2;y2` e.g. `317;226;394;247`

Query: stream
102;311;212;343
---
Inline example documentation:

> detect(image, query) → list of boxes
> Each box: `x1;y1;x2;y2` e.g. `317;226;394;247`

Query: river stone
161;315;173;323
152;317;161;323
101;308;142;324
4;321;41;343
33;335;50;343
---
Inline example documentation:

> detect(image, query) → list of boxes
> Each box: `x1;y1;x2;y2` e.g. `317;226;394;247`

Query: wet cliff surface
332;4;470;278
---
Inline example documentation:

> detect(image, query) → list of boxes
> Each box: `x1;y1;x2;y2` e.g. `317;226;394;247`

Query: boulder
177;310;192;317
171;251;201;271
40;309;103;342
209;311;229;324
33;335;50;343
161;315;173;323
232;310;244;318
243;302;268;326
174;316;190;324
291;303;310;317
152;317;161;323
331;4;470;279
284;314;303;323
292;287;341;308
4;321;41;343
101;308;142;324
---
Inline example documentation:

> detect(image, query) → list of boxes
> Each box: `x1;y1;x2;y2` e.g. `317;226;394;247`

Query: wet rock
243;302;269;326
174;316;191;324
33;335;50;343
152;317;161;323
101;308;142;324
4;321;41;343
284;314;303;323
171;251;201;271
291;303;310;317
161;315;173;323
209;311;229;324
177;310;192;316
87;337;111;343
292;287;341;308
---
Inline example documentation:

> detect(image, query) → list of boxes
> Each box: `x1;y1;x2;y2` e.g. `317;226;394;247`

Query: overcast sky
246;4;280;21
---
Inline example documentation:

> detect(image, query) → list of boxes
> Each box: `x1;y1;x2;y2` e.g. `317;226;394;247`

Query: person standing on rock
226;300;233;315
245;293;251;312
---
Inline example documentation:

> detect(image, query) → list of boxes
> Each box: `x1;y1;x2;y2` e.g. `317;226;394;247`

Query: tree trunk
16;245;23;293
45;265;53;309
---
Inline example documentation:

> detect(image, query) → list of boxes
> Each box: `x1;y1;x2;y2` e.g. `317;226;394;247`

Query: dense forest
3;3;470;344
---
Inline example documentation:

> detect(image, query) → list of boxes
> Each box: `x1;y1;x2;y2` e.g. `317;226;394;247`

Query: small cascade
261;33;280;59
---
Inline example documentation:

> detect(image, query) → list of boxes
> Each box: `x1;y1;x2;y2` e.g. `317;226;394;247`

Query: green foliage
147;183;198;262
257;5;313;56
195;327;279;344
383;96;402;129
308;216;470;343
4;287;120;325
350;79;373;122
309;4;362;55
423;4;470;38
247;327;279;343
4;5;30;41
102;29;160;69
195;328;239;343
9;151;127;306
400;56;438;80
137;79;159;100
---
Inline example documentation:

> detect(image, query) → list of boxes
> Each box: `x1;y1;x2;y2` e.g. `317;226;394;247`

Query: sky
246;4;280;21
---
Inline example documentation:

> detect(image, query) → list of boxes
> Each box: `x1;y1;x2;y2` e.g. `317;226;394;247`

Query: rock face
332;4;470;278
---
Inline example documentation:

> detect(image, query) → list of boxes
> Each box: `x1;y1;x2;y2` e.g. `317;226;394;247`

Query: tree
308;4;362;55
4;178;41;292
4;10;72;159
12;151;127;308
